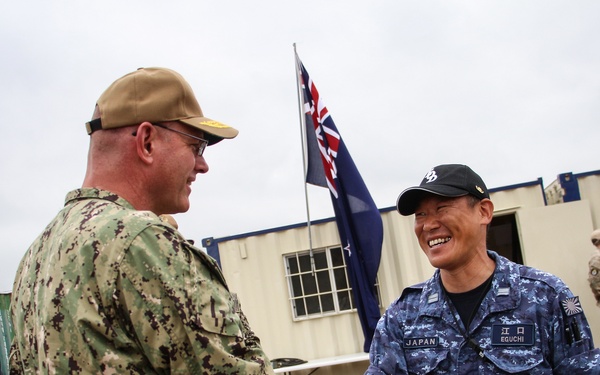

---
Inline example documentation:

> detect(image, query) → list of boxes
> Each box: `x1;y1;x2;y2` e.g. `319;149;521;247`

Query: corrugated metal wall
0;293;13;375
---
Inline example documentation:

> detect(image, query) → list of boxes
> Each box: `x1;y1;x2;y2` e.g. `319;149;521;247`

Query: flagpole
293;43;316;275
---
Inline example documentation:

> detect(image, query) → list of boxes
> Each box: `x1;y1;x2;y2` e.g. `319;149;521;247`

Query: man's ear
133;122;156;164
479;198;494;225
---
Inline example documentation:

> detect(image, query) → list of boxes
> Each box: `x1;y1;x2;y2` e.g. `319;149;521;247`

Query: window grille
284;246;380;319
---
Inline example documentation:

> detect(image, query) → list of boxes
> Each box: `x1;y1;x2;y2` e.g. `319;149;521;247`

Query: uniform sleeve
365;304;408;375
116;225;273;374
551;289;600;373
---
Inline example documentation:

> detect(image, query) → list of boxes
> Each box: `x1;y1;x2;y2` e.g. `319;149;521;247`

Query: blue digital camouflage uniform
366;251;600;374
10;188;273;374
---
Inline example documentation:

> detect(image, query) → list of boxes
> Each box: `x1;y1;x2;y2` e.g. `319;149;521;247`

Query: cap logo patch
476;186;484;194
199;120;228;128
424;170;438;183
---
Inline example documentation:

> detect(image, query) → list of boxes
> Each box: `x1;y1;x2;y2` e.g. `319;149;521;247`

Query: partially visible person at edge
366;164;600;374
9;67;274;374
589;229;600;307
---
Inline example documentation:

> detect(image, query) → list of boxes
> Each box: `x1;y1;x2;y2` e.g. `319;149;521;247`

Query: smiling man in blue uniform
366;164;600;374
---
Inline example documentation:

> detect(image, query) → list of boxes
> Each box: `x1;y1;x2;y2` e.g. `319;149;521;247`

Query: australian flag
296;55;384;352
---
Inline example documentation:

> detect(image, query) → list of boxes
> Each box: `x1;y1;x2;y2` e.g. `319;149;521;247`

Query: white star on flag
344;242;352;257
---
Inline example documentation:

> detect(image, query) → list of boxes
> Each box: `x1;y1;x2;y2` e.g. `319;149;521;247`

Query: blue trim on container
574;169;600;179
488;178;543;194
203;217;337;246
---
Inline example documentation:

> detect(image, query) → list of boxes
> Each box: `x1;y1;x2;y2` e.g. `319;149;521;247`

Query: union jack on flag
561;296;583;316
299;63;341;197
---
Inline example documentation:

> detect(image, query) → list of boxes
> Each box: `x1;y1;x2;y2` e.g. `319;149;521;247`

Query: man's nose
195;156;209;174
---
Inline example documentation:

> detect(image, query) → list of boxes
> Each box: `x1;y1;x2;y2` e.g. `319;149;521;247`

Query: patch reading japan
403;337;438;349
491;324;535;346
561;296;583;316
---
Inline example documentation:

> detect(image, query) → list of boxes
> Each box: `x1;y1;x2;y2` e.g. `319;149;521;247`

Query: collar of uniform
65;187;136;210
417;251;520;318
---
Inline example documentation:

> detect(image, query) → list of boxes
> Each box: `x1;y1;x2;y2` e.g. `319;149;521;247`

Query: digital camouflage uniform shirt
10;188;273;374
366;251;600;374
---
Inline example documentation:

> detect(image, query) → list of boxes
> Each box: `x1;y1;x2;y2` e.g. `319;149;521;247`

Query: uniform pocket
485;345;544;373
405;348;451;375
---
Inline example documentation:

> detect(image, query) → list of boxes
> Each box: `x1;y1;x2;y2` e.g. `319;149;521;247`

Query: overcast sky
1;1;599;292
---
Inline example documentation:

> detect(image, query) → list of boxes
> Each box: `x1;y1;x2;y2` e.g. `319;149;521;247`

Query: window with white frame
284;245;380;319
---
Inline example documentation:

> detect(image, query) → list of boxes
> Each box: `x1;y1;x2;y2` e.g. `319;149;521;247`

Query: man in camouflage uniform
366;164;600;374
10;67;274;374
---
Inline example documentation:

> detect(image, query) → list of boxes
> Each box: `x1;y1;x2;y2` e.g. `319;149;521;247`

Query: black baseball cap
396;164;489;216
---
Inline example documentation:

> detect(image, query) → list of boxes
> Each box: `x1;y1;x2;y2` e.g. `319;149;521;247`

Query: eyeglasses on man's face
152;123;209;157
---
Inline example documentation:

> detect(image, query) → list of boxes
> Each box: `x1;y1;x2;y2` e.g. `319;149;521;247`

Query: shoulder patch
561;296;583;316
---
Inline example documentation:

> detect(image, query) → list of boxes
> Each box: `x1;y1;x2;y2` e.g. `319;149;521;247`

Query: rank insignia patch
561;296;583;316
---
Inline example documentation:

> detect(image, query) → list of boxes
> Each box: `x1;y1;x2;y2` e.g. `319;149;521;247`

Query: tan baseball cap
85;67;238;145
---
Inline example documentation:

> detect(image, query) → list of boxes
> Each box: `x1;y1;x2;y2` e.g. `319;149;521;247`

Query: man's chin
425;250;450;269
163;201;190;215
175;204;190;214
